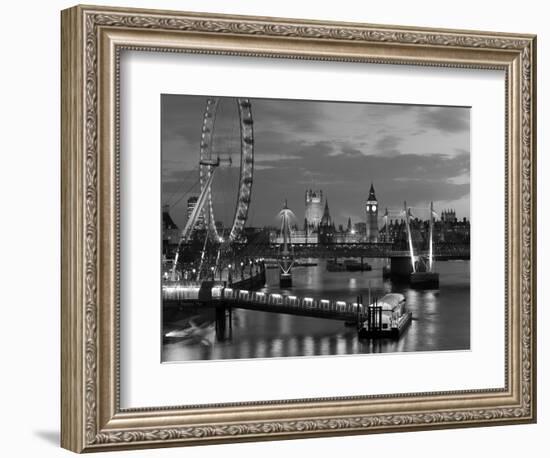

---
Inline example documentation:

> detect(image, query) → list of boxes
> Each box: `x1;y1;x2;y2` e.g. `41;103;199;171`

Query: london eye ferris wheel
169;96;255;278
198;97;254;243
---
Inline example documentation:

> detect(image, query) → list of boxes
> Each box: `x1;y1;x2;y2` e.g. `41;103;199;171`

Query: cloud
330;145;364;157
374;135;401;157
446;173;470;185
417;107;470;133
254;164;276;170
252;98;322;133
254;152;302;163
454;147;470;156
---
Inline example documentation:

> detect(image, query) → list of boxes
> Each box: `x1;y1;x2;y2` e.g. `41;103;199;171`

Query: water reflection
162;258;470;362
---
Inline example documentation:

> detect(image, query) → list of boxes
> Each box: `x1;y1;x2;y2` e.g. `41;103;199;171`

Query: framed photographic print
61;4;537;453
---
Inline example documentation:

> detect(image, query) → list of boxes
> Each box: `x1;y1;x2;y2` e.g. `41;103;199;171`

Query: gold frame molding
61;4;537;453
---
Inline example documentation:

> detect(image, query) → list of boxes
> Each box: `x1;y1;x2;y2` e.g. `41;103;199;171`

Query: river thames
162;258;470;362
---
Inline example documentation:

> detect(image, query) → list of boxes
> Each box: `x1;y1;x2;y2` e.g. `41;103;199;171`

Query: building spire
368;182;377;201
323;199;330;218
321;199;332;226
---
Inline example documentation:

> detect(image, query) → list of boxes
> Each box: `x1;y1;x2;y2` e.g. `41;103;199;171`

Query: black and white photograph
161;95;471;362
161;94;470;362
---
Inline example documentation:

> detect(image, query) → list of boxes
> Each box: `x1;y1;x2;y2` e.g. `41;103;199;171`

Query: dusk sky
161;95;470;230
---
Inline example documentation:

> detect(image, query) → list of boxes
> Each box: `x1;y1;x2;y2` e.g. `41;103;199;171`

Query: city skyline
162;95;470;229
173;190;469;231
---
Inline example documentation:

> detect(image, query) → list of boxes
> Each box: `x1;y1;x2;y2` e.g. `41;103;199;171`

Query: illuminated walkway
163;281;366;322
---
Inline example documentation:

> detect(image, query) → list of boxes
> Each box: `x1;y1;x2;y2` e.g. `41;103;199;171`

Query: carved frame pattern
61;4;536;453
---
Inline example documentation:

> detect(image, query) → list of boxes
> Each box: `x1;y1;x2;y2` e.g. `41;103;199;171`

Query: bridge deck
163;283;364;321
236;242;469;260
219;287;361;321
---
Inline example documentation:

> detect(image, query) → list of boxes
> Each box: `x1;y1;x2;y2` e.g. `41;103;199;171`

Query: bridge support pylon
278;200;295;288
215;302;232;341
385;256;439;288
279;264;292;288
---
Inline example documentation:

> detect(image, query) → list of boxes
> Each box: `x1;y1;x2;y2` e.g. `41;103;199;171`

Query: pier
163;282;367;322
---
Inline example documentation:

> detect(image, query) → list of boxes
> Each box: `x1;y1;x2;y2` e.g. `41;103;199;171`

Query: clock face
372;204;377;212
366;205;370;212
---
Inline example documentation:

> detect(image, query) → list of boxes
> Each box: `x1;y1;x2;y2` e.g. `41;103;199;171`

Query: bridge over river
163;280;367;322
236;242;470;260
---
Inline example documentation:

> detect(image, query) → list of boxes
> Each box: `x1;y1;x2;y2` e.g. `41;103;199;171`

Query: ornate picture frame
61;4;536;453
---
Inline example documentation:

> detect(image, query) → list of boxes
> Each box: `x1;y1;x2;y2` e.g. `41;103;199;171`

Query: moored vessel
358;293;412;339
326;259;346;272
343;258;372;272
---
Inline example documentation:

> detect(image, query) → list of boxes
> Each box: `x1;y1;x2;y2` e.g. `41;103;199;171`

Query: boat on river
326;258;372;272
343;259;372;272
326;259;346;271
358;293;412;339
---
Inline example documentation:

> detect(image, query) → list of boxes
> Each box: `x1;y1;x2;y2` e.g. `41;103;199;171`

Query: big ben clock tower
365;183;379;242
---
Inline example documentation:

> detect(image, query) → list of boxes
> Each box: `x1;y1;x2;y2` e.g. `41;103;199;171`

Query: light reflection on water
162;258;470;362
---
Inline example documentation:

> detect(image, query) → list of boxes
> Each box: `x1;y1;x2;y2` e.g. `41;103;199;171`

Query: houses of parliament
271;183;470;246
